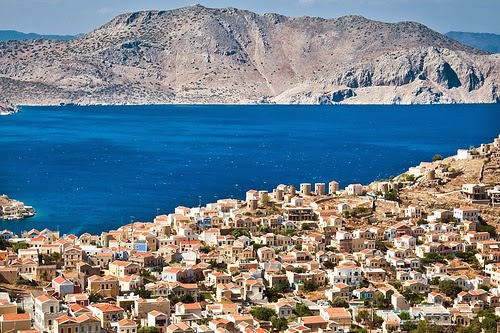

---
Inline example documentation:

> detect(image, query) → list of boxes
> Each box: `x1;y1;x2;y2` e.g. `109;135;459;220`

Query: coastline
12;100;500;107
4;134;498;236
0;97;18;115
0;194;36;220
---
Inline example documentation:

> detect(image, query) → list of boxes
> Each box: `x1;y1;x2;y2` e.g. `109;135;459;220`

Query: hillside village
0;135;500;333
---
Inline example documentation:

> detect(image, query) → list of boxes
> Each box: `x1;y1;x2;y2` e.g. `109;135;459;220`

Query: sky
0;0;498;35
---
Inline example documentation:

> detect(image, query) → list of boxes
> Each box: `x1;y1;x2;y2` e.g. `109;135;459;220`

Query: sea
1;104;499;236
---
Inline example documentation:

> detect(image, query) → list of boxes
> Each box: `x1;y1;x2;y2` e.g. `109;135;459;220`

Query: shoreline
13;101;500;107
0;194;36;220
3;135;498;237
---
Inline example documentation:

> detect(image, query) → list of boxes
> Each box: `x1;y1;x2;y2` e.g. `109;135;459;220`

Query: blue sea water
0;104;499;235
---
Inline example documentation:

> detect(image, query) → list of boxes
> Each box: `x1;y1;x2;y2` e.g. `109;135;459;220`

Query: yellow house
89;303;125;330
108;261;140;279
87;275;119;298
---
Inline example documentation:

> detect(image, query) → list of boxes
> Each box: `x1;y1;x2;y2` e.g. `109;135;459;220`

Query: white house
34;294;65;331
453;207;479;223
346;184;363;196
329;264;363;286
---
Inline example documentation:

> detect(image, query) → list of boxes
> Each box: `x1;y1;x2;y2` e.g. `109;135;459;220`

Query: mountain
0;5;498;105
0;30;78;42
445;31;500;54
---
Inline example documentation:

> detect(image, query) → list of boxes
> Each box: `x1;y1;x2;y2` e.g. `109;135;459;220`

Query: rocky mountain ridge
0;5;498;105
446;31;500;54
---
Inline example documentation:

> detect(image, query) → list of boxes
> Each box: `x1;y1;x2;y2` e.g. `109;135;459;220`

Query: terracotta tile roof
300;316;327;324
36;294;57;303
1;313;31;321
118;318;137;326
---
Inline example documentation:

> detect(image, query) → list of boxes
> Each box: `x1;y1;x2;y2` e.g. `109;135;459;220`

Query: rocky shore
0;194;36;220
0;98;18;115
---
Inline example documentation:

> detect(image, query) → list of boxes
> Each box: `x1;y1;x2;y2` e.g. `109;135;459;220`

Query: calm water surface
1;104;499;235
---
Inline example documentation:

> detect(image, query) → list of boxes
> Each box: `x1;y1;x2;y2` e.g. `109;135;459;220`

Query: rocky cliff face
0;5;498;105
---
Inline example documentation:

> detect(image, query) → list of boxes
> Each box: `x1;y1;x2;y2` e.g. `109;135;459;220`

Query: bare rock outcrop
0;5;498;105
0;97;18;115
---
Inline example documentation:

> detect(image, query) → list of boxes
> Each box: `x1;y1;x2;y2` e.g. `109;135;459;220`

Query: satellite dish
130;292;135;297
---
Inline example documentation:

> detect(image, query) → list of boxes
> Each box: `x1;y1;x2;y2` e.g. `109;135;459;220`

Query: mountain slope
446;31;500;53
0;5;498;105
0;30;78;42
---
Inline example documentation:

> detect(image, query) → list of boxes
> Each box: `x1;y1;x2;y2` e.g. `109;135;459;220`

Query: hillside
446;31;500;54
0;30;77;42
0;5;499;105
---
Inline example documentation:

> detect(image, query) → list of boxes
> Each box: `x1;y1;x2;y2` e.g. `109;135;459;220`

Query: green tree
138;327;161;333
421;252;445;264
390;281;402;291
432;154;443;162
398;312;410;320
322;260;335;269
429;277;440;286
231;228;250;238
478;223;497;237
170;293;195;304
265;282;291;303
401;289;424;306
293;267;305;274
410;319;441;333
271;316;288;331
134;288;152;299
251;307;277;321
89;293;104;303
293;303;312;317
454;250;478;263
384;189;399;201
477;283;490;291
12;242;29;253
438;280;462;298
17;306;25;314
330;297;349;308
273;281;291;293
402;321;417;332
374;291;390;309
301;223;311;230
261;193;271;207
303;280;319;292
356;309;370;323
372;315;384;328
375;240;388;252
0;238;9;250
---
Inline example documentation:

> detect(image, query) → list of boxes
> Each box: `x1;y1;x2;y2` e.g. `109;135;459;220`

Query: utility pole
131;215;135;252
